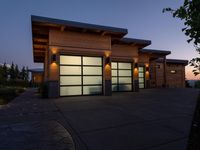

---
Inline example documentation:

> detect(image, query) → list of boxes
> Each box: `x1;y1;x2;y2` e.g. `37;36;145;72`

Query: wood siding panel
138;53;149;64
112;45;138;58
153;62;186;88
49;30;111;50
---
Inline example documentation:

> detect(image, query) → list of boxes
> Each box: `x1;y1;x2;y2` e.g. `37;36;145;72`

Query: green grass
0;87;25;105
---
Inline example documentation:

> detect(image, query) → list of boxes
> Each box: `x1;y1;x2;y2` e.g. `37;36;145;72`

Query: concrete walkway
0;88;199;150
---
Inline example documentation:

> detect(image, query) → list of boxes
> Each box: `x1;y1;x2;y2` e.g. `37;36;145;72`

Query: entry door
111;62;132;91
138;67;145;88
60;55;103;96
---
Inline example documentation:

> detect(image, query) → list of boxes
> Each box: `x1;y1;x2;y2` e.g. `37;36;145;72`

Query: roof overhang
140;49;171;60
156;59;188;66
31;15;128;62
28;68;44;73
112;37;151;48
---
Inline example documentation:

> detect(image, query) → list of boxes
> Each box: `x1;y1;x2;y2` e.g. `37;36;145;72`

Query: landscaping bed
0;87;25;105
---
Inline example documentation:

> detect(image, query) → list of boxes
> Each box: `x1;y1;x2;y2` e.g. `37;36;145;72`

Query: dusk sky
0;0;198;80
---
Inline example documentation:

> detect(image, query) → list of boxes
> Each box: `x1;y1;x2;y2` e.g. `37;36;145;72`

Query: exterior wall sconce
146;66;149;72
51;54;56;63
134;63;138;69
170;70;176;74
105;56;110;65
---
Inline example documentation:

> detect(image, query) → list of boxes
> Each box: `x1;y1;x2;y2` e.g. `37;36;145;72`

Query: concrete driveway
53;88;199;150
0;88;199;150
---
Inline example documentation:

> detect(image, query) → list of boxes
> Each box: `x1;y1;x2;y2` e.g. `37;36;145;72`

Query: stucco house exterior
31;15;188;97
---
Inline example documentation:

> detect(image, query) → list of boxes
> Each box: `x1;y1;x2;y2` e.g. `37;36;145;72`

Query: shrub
0;87;25;105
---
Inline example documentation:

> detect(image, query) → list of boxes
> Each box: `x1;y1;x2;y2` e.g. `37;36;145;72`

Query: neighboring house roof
156;58;188;65
31;15;128;63
112;37;151;48
28;68;44;73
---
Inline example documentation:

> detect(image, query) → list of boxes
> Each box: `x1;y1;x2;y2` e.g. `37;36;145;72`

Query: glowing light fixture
146;66;149;72
134;63;138;69
51;54;56;63
105;56;110;65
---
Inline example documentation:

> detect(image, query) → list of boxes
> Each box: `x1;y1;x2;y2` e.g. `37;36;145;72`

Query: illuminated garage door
139;67;145;88
112;62;133;91
60;55;103;96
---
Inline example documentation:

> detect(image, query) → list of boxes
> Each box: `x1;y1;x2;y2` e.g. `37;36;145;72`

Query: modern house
31;15;188;97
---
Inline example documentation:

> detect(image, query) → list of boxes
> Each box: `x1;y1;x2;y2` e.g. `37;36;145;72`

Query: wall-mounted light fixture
105;56;110;65
51;54;56;63
134;63;138;69
146;66;149;72
170;70;176;74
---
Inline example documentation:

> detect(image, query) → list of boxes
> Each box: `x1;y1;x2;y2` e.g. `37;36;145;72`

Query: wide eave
31;15;128;63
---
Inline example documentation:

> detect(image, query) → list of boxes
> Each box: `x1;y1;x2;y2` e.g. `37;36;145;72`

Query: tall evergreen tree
10;62;15;80
14;64;19;79
2;63;8;81
25;66;29;82
0;65;3;84
20;66;26;80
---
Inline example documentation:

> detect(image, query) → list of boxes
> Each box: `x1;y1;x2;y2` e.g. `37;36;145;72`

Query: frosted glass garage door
60;55;102;96
112;62;133;91
139;67;145;88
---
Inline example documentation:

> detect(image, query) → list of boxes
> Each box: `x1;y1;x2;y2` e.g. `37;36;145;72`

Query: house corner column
163;56;167;88
145;63;150;88
47;47;59;98
133;59;139;92
104;52;112;96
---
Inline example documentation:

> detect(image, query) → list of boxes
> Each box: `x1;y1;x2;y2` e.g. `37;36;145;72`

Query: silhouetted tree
0;65;3;84
163;0;200;75
14;64;19;79
25;66;29;81
9;62;15;80
2;63;8;81
20;66;26;80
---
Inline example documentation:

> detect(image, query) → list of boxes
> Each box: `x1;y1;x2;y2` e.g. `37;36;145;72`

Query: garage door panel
83;86;102;95
118;63;131;69
118;70;132;77
111;62;117;69
60;56;81;65
112;77;117;84
118;84;132;91
83;57;102;65
112;85;118;91
112;70;117;76
60;76;81;85
119;77;132;84
60;66;81;75
83;67;102;75
83;76;102;85
60;86;82;96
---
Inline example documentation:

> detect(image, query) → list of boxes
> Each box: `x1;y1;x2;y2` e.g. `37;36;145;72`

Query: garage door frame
59;55;103;96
